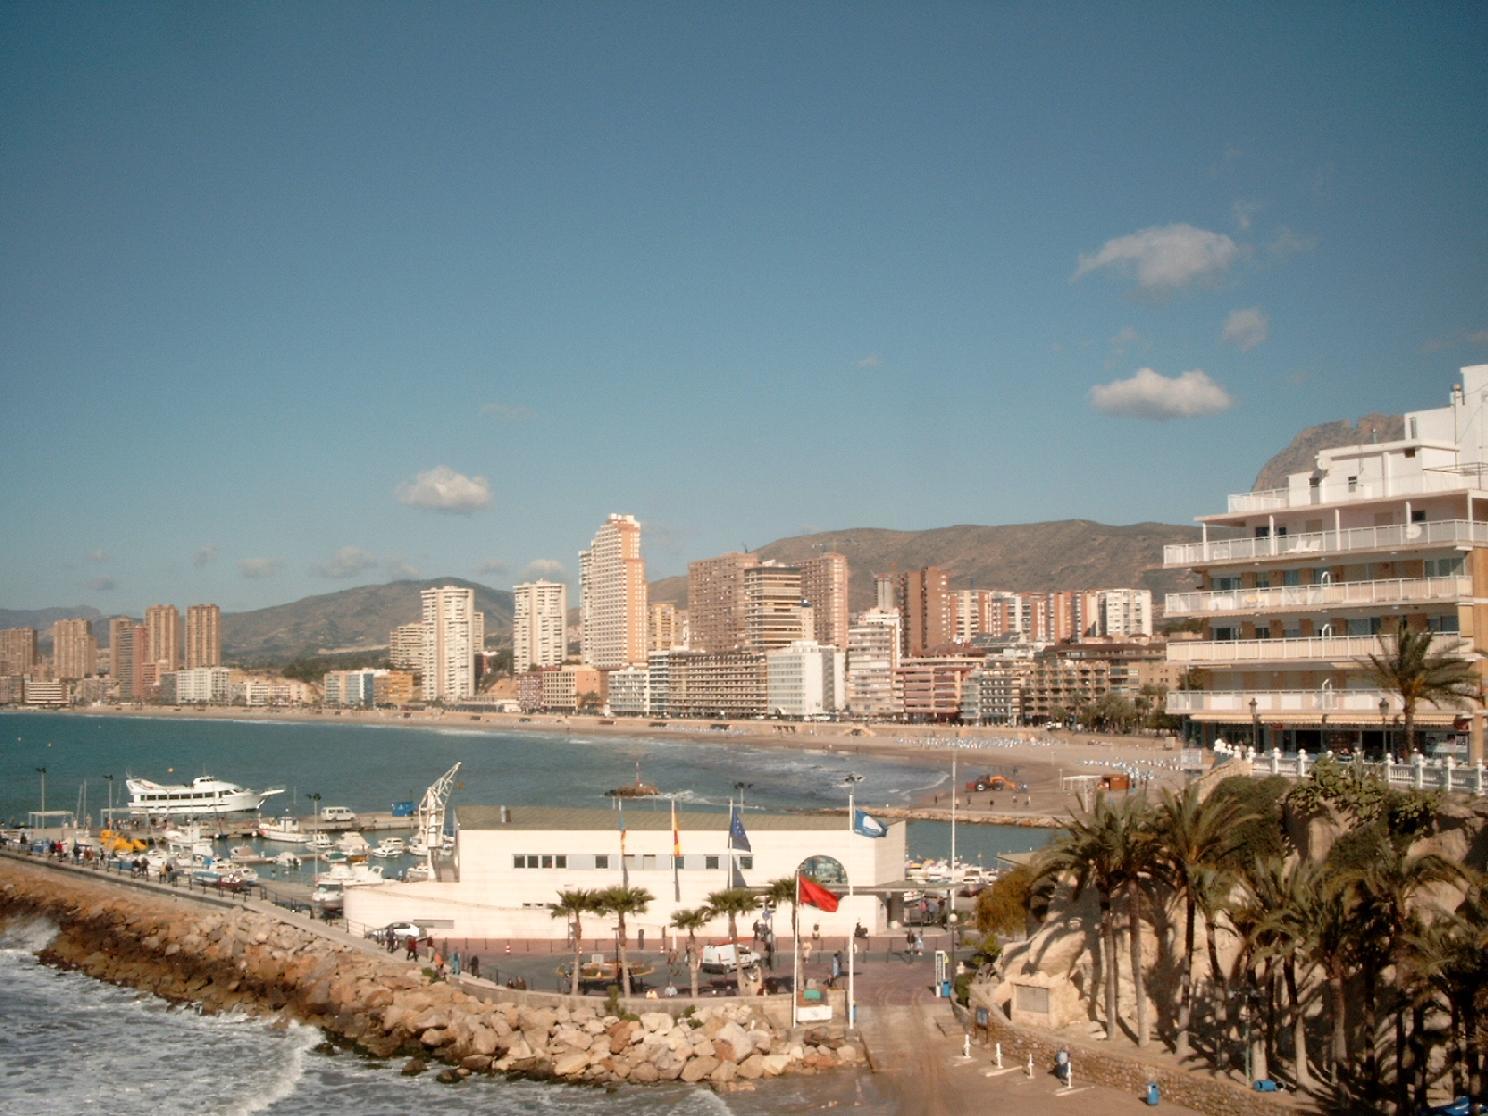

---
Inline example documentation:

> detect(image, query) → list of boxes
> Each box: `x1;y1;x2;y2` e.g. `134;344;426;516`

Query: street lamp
1249;697;1259;754
103;774;114;829
1379;697;1390;762
35;766;46;816
733;781;753;811
308;792;322;876
843;774;864;899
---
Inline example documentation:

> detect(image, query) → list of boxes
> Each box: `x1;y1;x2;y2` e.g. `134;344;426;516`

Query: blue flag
728;806;751;852
854;809;887;838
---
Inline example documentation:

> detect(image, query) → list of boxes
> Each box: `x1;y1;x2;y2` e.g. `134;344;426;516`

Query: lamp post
35;766;46;817
1380;697;1390;762
843;773;864;898
103;774;114;829
1249;697;1260;754
308;792;322;876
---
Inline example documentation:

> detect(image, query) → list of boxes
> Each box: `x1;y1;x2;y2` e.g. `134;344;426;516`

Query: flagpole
792;870;800;1029
670;795;681;903
725;794;733;890
618;796;629;889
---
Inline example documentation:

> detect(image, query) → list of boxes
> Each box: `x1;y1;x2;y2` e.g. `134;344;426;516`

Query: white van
320;806;356;822
701;943;759;973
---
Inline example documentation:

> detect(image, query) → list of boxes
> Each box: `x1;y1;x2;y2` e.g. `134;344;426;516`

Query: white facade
420;585;484;702
579;514;648;669
846;608;901;717
344;805;905;942
766;640;845;718
1100;589;1153;637
607;665;650;716
174;667;232;704
512;580;568;671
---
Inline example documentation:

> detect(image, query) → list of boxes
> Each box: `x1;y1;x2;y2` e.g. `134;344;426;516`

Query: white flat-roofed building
175;666;232;704
1165;363;1488;757
513;580;568;671
607;665;650;716
766;640;845;718
846;608;901;717
343;804;906;942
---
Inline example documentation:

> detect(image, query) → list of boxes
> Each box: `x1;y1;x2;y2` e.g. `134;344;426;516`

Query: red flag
798;873;839;912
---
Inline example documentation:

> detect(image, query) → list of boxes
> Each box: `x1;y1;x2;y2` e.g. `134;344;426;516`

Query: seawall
0;853;860;1089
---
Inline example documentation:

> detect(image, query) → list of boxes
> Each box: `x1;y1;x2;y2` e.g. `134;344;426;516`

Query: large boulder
680;1055;719;1082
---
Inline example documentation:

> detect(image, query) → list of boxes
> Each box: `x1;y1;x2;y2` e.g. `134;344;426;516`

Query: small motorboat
371;837;406;859
229;845;273;865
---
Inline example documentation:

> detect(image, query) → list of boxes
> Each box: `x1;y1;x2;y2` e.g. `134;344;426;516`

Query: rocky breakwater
0;858;860;1090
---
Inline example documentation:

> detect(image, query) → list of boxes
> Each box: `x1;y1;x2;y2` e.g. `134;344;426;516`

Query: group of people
394;933;482;981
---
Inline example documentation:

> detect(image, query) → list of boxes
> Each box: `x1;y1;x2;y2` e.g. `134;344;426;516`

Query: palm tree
670;907;710;999
705;887;758;995
764;876;798;957
1108;793;1156;1047
1362;619;1479;759
549;888;600;997
1036;792;1129;1041
1256;859;1329;1091
1152;784;1250;1061
595;885;654;996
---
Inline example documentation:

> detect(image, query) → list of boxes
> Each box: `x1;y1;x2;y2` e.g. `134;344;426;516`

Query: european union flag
728;806;751;852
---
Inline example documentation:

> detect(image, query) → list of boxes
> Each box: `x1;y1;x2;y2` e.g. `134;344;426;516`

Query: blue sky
3;3;1485;614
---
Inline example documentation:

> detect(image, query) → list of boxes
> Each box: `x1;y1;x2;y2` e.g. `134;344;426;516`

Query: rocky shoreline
0;857;860;1092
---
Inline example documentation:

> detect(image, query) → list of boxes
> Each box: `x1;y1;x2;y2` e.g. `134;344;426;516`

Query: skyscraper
579;514;647;669
145;604;181;673
513;580;568;671
389;621;426;671
687;551;759;652
648;602;682;651
107;617;135;695
0;627;38;676
420;585;483;702
800;552;850;649
897;567;951;657
743;563;809;651
185;604;222;668
51;618;97;679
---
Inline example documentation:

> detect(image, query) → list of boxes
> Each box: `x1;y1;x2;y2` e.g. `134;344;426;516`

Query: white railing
1167;636;1387;665
1166;689;1449;716
1164;519;1488;568
1225;464;1488;514
1223;745;1487;797
1164;576;1470;617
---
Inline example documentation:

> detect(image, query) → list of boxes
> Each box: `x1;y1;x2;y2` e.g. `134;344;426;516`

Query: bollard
963;1034;972;1059
1026;1054;1034;1078
995;1042;1003;1069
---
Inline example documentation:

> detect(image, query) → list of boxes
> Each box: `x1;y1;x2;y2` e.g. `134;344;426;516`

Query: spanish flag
670;798;682;901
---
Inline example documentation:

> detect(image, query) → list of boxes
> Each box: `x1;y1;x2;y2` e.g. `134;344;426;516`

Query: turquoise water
0;711;1052;864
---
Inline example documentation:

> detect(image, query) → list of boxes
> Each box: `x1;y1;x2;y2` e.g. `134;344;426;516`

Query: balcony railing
1167;635;1391;665
1164;576;1471;617
1167;689;1462;717
1223;747;1486;797
1225;464;1488;514
1164;519;1488;568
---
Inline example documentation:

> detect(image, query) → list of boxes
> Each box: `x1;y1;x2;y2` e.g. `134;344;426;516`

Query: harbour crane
408;762;461;877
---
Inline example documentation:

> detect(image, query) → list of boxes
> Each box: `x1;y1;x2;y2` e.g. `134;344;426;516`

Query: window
595;855;609;870
1282;569;1302;587
704;855;720;870
540;854;554;869
740;856;754;870
673;855;685;870
1412;509;1427;524
1427;555;1464;578
555;855;567;869
1428;615;1461;633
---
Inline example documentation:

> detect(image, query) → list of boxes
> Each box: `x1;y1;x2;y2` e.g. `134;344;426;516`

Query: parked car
371;920;426;944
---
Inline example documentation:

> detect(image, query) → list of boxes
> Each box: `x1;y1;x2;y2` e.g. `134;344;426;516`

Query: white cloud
312;546;378;579
86;548;110;563
1074;223;1243;293
523;559;566;580
1222;307;1270;352
239;557;283;579
475;559;511;577
87;576;116;592
394;466;491;514
854;353;882;369
193;545;219;568
480;402;534;421
1090;368;1234;421
385;559;420;579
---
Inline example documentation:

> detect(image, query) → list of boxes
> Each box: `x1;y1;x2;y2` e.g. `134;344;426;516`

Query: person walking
830;950;843;987
468;954;480;979
451;950;462;977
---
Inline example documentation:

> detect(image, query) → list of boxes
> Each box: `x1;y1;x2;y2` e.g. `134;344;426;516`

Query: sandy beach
21;704;1192;826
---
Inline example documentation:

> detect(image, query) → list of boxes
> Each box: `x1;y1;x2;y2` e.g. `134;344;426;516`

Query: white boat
127;775;283;818
272;851;302;869
259;816;310;844
403;863;432;882
229;845;274;865
307;831;332;851
371;837;406;859
315;862;386;886
336;831;370;859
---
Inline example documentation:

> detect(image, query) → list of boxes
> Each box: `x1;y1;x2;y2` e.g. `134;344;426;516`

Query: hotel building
647;602;684;651
743;562;810;651
420;585;485;702
800;552;850;649
145;604;181;673
0;627;38;677
897;567;952;657
687;551;758;652
846;608;902;717
1165;364;1488;757
51;618;98;680
389;622;425;671
579;514;648;669
185;604;222;669
512;580;568;671
766;640;845;718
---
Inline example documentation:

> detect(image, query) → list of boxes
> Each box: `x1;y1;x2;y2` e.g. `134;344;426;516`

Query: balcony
1167;689;1462;718
1163;518;1488;568
1224;463;1488;514
1167;635;1392;665
1164;575;1471;618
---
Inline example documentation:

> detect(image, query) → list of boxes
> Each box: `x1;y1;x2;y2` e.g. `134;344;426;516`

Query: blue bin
1146;1082;1161;1106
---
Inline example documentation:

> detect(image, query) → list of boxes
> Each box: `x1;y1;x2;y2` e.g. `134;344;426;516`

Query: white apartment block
744;562;809;651
766;640;845;718
174;667;232;704
1100;589;1153;637
420;585;485;702
1165;364;1488;757
961;659;1029;725
512;580;568;671
579;514;648;669
606;665;651;716
846;607;902;717
389;622;426;671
